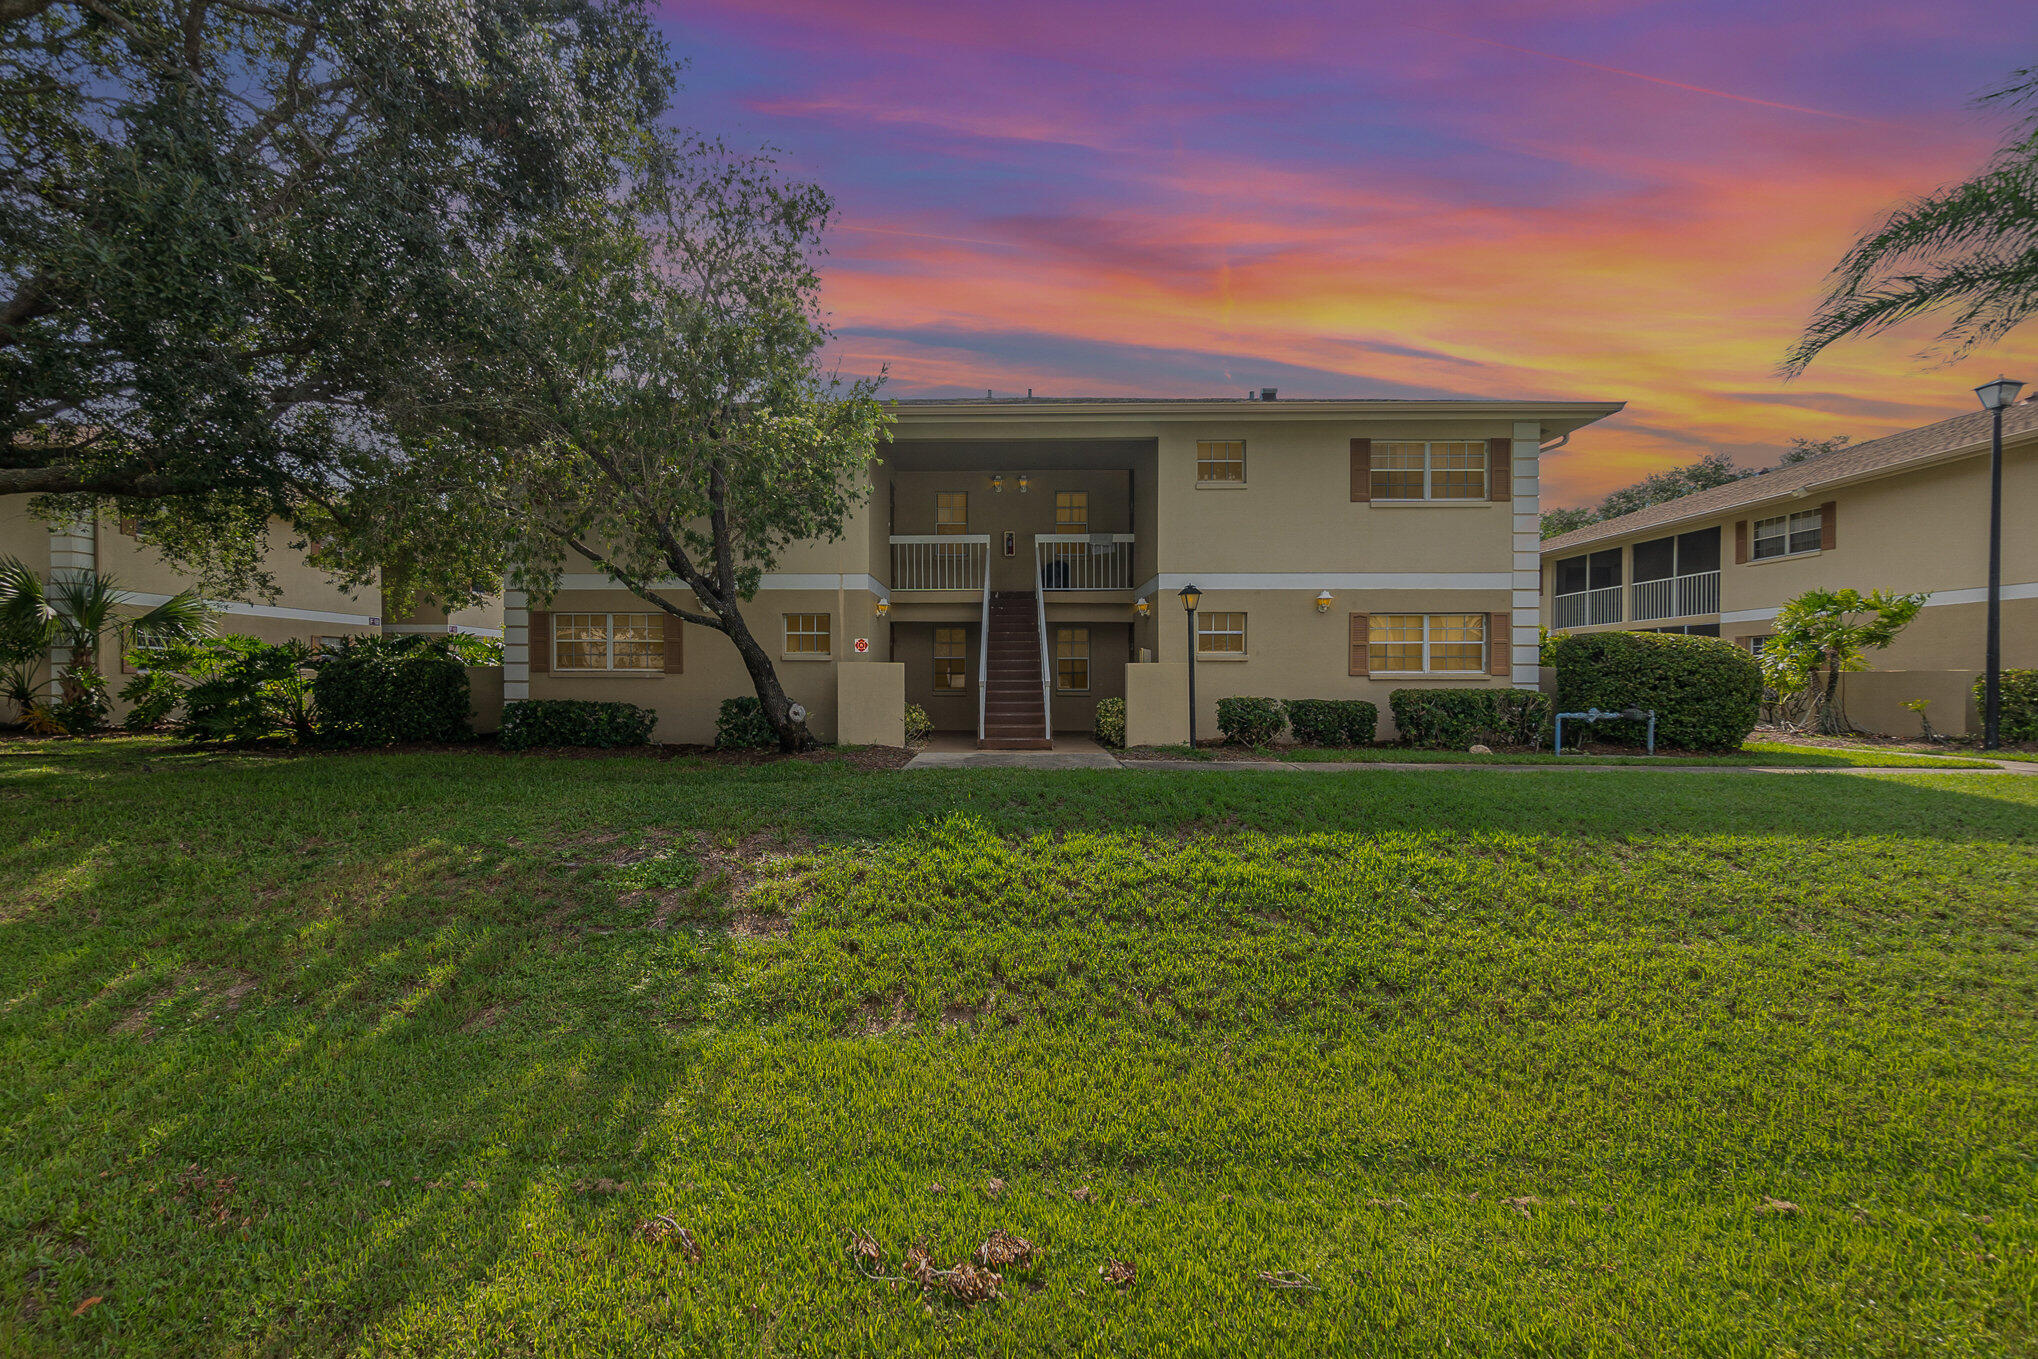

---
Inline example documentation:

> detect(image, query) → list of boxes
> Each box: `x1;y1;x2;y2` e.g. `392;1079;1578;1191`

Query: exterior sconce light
1018;473;1031;494
991;473;1004;494
873;596;890;617
1134;595;1151;617
1315;590;1334;613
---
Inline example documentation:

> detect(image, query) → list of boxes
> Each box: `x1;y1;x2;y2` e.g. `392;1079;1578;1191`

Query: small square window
785;612;831;656
1196;441;1245;484
1196;611;1246;654
933;625;967;691
1055;626;1090;691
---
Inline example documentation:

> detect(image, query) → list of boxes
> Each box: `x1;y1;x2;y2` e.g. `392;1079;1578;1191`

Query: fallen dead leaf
1099;1259;1136;1286
1070;1186;1094;1202
72;1297;104;1317
984;1178;1005;1198
976;1229;1035;1267
1505;1196;1541;1217
1757;1197;1802;1216
634;1215;702;1262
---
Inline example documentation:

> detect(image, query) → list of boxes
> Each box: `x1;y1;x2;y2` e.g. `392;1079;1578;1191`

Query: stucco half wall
837;662;905;747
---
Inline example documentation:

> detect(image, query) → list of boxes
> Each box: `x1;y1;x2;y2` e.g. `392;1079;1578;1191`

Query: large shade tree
0;0;674;594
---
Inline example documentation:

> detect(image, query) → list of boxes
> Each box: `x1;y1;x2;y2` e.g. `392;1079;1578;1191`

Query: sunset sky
660;1;2038;504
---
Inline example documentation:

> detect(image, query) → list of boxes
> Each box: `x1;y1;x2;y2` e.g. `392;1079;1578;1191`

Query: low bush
174;637;315;743
1980;668;2038;742
1215;695;1284;746
500;698;656;750
1093;696;1126;748
904;702;933;745
714;696;776;750
1551;630;1760;752
1282;698;1377;746
310;635;472;747
117;669;182;730
1389;688;1552;749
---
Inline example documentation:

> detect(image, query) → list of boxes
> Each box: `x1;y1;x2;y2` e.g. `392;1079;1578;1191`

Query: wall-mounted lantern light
873;596;890;617
991;473;1004;494
1018;474;1031;494
1315;589;1334;614
1134;595;1152;617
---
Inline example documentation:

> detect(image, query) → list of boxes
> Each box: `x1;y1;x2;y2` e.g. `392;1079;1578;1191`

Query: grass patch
1;736;2034;1354
1128;741;2002;768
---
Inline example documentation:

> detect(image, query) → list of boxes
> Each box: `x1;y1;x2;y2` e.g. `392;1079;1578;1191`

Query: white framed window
555;613;665;671
1369;613;1486;673
1196;440;1245;484
1752;510;1821;560
1371;441;1487;500
1055;626;1090;691
784;612;831;657
933;626;967;692
1196;611;1247;655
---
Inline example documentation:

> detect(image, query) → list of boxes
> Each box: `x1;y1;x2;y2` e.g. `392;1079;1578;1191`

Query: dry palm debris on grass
846;1229;1033;1304
906;1245;1002;1303
974;1229;1035;1267
1099;1259;1136;1286
1256;1271;1319;1291
1758;1197;1803;1215
632;1215;702;1262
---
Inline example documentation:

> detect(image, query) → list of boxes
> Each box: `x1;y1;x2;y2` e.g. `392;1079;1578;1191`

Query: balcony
890;535;989;591
1630;570;1720;622
1035;534;1135;590
1552;585;1622;629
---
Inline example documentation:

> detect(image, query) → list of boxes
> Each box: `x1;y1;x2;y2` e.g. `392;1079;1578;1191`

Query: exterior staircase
980;590;1051;749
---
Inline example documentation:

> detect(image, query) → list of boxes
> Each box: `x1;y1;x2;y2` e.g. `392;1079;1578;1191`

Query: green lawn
1126;740;2004;768
3;736;2035;1356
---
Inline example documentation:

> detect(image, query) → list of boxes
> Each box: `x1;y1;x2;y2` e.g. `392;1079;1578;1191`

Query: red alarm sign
853;637;870;653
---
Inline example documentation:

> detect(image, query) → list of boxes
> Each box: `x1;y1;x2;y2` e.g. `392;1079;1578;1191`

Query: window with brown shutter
664;618;684;673
1488;611;1511;674
1348;613;1369;675
528;611;550;673
1819;500;1836;551
1349;439;1371;502
1488;439;1512;502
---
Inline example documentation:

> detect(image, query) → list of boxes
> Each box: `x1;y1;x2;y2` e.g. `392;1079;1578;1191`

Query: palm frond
127;590;214;645
0;558;58;656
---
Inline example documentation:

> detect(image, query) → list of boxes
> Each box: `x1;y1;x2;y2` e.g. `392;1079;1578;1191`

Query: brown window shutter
1734;520;1748;565
1350;439;1371;502
662;616;683;673
1819;500;1836;551
1488;437;1512;501
528;610;550;674
1348;613;1370;676
1488;612;1511;675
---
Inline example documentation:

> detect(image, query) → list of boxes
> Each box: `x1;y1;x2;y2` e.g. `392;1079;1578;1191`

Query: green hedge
500;698;656;750
1215;695;1284;746
1283;698;1377;746
1550;630;1760;752
1093;696;1126;749
714;696;777;750
310;635;472;746
1979;668;2038;742
1388;688;1551;749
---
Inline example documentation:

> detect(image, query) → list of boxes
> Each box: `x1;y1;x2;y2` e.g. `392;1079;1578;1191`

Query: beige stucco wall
0;499;53;574
888;467;1134;593
1124;661;1188;747
467;665;505;734
836;661;905;747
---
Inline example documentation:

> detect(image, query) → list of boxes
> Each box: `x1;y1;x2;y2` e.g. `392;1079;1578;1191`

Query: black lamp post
1179;582;1202;746
1974;375;2023;751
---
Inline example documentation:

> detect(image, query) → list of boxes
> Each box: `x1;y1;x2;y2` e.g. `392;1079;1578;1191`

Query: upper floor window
1752;510;1821;560
1196;440;1245;484
1369;613;1486;673
1055;490;1088;532
784;612;831;657
1197;611;1247;655
933;626;967;692
1055;626;1090;691
935;492;968;534
556;613;664;671
1372;441;1487;501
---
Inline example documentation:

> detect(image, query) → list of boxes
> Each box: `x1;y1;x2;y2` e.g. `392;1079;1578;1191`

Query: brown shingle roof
1541;398;2038;555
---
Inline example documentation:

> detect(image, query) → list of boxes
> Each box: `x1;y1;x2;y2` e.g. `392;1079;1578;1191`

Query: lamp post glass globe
1178;583;1202;612
1975;376;2024;411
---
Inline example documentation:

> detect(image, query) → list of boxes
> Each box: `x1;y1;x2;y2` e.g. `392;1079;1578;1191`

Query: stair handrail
976;570;991;742
1034;582;1051;741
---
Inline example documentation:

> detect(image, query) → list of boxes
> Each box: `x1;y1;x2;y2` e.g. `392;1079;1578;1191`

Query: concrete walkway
904;734;1121;770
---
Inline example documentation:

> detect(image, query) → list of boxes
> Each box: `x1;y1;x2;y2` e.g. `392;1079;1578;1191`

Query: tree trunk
717;605;816;752
59;641;95;706
1815;654;1851;736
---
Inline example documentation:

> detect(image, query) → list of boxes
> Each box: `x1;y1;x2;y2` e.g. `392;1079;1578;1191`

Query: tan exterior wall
0;499;53;575
888;467;1133;593
467;665;505;734
1839;670;1979;740
836;661;905;747
1124;662;1188;747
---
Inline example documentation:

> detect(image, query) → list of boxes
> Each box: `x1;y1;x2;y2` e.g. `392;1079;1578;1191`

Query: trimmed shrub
500;698;656;750
309;635;472;747
177;637;315;743
1283;698;1378;747
1980;668;2038;742
714;696;776;750
1093;696;1126;749
904;702;934;745
1389;688;1552;749
1215;695;1283;746
1550;630;1760;752
117;668;181;730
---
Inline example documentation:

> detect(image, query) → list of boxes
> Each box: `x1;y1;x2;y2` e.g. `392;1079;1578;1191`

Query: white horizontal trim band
554;572;884;595
1133;572;1512;595
124;591;378;627
1720;581;2038;626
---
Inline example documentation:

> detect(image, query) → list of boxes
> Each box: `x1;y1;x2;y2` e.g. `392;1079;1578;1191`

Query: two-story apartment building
1540;398;2038;735
508;395;1623;747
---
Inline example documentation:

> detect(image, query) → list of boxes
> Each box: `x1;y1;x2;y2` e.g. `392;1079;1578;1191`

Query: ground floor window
555;613;664;671
1196;611;1246;655
934;626;968;691
1055;626;1090;691
783;613;831;657
1369;613;1485;673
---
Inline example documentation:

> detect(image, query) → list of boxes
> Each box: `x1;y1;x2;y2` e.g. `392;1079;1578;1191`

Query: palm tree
1786;67;2038;373
0;558;211;714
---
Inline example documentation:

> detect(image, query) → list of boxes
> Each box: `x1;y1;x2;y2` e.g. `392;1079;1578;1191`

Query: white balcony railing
1552;584;1623;629
1034;533;1134;590
1630;570;1721;623
891;535;989;591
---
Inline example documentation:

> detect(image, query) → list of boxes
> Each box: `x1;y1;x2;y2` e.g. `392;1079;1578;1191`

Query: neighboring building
510;396;1623;747
0;504;500;699
1540;399;2038;735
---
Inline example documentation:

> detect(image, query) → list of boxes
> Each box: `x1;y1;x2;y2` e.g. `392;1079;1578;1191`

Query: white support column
45;515;96;695
502;584;529;702
1509;421;1542;689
